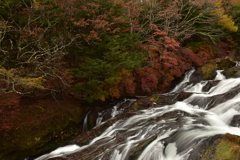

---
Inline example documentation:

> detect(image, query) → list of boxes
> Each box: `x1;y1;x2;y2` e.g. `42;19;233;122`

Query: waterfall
34;145;80;160
35;69;240;160
170;68;195;93
82;110;91;132
95;98;136;127
214;70;226;80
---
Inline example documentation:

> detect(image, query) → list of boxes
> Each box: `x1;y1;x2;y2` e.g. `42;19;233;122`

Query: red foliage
216;42;231;57
137;68;160;93
179;48;200;66
138;23;214;93
196;51;211;65
0;93;20;109
55;0;76;14
119;72;136;95
0;93;21;131
71;0;143;42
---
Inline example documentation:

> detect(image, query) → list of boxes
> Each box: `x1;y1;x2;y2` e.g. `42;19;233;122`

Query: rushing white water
170;68;195;93
210;93;240;114
35;145;80;160
35;69;240;160
96;98;136;127
184;81;208;93
235;61;240;66
215;70;226;80
82;110;91;132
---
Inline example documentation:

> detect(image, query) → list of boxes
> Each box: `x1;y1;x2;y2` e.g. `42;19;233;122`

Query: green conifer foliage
71;33;145;102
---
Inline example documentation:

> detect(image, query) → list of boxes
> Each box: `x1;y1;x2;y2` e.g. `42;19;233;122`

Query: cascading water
82;110;91;133
214;70;226;80
34;68;240;160
170;68;195;93
96;98;137;127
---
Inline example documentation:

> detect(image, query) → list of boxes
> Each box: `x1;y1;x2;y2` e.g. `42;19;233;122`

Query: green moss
216;58;236;70
201;63;216;80
224;68;238;78
150;95;160;102
129;102;141;112
201;58;237;80
213;139;240;160
201;134;240;160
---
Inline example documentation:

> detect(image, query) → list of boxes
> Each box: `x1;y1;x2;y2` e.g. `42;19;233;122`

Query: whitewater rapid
34;68;240;160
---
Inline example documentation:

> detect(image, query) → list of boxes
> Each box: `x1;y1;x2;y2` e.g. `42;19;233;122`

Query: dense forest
1;0;240;104
1;0;240;159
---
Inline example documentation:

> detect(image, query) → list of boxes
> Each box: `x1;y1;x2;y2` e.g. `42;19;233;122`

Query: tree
135;0;225;43
212;0;238;32
67;0;146;102
0;0;74;94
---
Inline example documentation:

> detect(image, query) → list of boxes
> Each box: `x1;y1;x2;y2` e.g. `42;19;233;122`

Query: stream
33;68;240;160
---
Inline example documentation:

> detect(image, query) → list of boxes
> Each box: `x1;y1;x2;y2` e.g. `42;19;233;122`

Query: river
33;67;240;160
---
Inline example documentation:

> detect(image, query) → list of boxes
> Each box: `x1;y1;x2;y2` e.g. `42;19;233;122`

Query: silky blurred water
35;69;240;160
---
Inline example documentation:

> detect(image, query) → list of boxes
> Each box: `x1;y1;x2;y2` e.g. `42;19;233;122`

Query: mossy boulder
216;58;236;70
0;99;83;160
201;134;240;160
201;62;217;80
201;58;236;80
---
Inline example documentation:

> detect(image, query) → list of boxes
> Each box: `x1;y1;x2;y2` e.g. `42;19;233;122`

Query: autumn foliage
0;0;239;103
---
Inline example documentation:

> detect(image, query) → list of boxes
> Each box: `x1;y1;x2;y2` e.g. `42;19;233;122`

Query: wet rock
48;112;137;160
187;134;240;160
228;65;240;78
189;68;203;83
17;57;240;160
201;58;236;80
186;83;240;110
207;70;217;80
129;136;157;159
202;81;219;92
175;92;193;101
230;115;240;127
154;93;180;105
187;134;223;160
222;68;238;78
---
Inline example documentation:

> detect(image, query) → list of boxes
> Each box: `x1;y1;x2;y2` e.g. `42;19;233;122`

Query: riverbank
35;61;240;160
1;47;240;160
